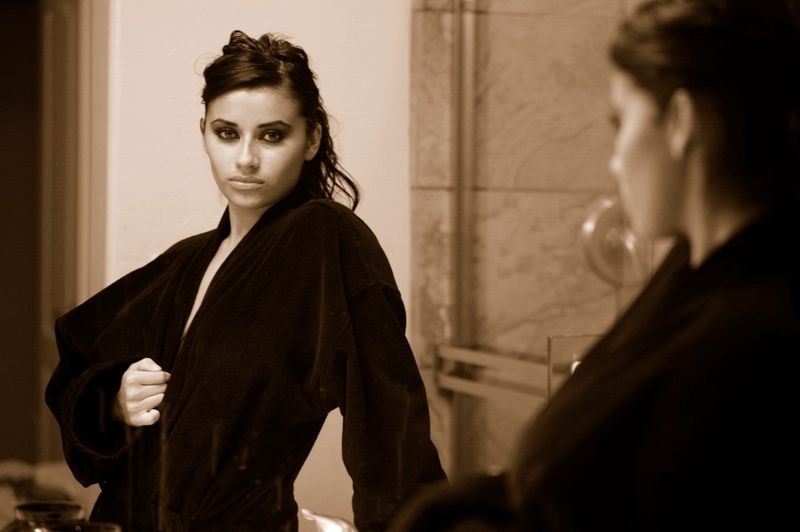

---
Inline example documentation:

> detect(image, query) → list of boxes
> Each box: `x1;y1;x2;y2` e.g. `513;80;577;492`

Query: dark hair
202;30;360;209
610;0;800;207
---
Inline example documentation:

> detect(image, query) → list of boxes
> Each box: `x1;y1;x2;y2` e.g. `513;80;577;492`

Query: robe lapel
149;214;229;373
585;238;695;367
177;192;306;345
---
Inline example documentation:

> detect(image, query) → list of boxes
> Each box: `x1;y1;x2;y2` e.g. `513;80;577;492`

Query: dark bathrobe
46;197;446;532
391;211;799;531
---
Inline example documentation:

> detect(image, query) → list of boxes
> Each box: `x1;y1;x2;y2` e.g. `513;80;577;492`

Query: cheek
267;146;306;179
612;127;665;233
630;158;681;235
205;145;231;177
610;132;637;204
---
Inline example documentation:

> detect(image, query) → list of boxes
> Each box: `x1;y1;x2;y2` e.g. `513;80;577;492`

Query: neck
676;153;767;267
683;193;764;267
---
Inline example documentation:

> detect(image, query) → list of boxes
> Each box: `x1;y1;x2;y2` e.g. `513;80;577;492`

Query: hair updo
202;30;359;209
610;0;800;208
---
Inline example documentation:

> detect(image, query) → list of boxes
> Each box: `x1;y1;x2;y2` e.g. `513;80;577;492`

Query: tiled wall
411;0;631;475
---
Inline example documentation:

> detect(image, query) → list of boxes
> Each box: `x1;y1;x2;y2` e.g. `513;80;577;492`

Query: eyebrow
209;118;292;129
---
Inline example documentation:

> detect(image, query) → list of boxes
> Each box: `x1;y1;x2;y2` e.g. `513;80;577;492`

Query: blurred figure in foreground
391;0;800;530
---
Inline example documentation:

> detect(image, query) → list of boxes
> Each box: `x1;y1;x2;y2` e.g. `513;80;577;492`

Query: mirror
3;0;668;527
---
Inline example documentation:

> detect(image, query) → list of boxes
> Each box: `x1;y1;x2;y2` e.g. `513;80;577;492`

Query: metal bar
450;0;477;347
438;345;548;389
437;375;547;409
446;0;479;474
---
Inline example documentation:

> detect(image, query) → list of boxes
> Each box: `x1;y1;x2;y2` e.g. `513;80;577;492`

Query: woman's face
201;86;320;217
608;70;684;237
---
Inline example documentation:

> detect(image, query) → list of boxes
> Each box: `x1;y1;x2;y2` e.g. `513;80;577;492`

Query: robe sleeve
45;249;176;486
324;282;447;532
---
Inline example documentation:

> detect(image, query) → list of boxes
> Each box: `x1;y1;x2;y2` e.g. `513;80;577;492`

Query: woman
46;30;445;532
391;1;800;530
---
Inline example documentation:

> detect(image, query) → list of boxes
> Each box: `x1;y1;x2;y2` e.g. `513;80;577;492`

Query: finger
130;409;160;427
127;383;168;402
120;371;160;392
131;357;162;372
133;393;165;413
134;371;171;386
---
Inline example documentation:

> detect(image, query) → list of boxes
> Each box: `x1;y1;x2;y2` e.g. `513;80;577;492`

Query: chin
628;222;652;237
626;216;656;238
223;190;278;210
229;199;275;212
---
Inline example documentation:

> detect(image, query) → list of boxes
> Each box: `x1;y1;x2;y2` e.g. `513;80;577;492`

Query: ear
199;117;209;152
304;123;322;161
665;88;695;161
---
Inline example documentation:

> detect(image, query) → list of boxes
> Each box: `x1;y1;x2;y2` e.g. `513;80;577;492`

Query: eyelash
216;128;238;141
261;130;284;143
214;129;285;143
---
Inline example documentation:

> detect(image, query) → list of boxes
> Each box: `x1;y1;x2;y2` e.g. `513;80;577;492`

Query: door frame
38;0;108;461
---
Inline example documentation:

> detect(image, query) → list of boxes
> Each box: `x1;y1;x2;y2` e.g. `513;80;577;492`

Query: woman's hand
113;357;170;427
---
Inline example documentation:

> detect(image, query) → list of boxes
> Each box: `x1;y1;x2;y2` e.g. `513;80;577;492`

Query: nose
236;140;259;172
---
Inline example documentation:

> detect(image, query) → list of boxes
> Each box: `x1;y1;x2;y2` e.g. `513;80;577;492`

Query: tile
453;395;488;474
471;190;618;359
415;0;623;15
472;13;620;191
475;0;623;17
409;189;457;472
419;367;456;474
410;189;455;366
453;393;541;474
410;10;456;188
482;394;541;470
409;7;637;474
414;0;456;12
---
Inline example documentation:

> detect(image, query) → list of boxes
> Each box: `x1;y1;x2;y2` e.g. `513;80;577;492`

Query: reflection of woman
46;30;445;532
392;1;800;530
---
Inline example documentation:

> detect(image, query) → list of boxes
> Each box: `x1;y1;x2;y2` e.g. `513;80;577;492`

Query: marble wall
410;0;630;475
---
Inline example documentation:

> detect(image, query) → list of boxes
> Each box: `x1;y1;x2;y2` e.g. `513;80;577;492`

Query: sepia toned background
1;0;649;528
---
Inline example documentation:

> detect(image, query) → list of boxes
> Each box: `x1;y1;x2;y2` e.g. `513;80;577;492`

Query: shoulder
284;199;371;235
707;260;800;342
160;230;214;261
112;230;213;285
280;199;398;292
60;230;214;322
654;262;800;416
702;214;800;341
281;199;382;251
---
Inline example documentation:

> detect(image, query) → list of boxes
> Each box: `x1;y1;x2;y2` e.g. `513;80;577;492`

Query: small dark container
2;501;83;531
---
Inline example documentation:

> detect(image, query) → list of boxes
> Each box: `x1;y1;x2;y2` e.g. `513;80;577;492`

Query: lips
227;176;265;191
228;176;265;185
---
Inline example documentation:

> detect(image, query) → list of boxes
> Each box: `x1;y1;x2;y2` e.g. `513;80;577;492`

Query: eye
215;128;238;141
261;130;285;143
